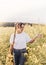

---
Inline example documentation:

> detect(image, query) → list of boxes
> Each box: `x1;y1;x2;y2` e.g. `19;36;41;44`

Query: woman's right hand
9;44;14;55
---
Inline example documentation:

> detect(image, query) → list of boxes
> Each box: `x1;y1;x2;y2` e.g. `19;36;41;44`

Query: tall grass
0;24;46;65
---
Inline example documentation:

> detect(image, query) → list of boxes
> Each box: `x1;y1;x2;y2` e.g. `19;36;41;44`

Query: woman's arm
29;34;42;43
9;43;14;54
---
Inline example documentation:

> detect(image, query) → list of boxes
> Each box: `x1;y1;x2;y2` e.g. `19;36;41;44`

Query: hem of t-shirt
13;47;26;50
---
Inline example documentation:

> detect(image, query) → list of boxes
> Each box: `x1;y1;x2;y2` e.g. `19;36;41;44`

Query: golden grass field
0;24;46;65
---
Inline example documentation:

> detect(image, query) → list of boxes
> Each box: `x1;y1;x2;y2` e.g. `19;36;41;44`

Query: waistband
13;48;26;53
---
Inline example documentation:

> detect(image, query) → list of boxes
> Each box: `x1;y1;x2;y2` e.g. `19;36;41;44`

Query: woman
9;23;42;65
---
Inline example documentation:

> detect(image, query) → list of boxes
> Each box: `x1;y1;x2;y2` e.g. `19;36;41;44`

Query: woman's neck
16;31;23;34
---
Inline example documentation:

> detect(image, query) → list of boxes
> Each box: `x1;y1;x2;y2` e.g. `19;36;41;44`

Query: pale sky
0;0;46;24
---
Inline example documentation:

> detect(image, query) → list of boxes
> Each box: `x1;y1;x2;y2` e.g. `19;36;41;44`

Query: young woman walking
9;23;42;65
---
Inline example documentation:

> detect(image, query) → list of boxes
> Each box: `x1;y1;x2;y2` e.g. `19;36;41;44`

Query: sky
0;0;46;24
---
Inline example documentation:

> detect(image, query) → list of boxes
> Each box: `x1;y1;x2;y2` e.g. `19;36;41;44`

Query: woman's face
16;24;25;33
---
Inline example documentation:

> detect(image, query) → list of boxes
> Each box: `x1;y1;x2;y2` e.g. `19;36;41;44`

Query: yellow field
0;24;46;65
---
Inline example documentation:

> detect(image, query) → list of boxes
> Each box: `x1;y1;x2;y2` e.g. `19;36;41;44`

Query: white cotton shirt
10;32;31;49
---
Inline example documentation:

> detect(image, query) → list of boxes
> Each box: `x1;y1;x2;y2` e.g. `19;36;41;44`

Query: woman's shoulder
22;32;28;35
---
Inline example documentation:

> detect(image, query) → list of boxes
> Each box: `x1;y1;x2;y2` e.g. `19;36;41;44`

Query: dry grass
0;24;46;65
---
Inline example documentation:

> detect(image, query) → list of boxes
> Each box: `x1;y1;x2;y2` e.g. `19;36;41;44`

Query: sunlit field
0;24;46;65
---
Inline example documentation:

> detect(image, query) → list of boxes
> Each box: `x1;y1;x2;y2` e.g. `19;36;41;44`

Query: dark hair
14;22;25;27
18;23;25;27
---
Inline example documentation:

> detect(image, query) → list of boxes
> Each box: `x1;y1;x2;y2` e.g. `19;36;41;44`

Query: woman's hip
13;48;27;53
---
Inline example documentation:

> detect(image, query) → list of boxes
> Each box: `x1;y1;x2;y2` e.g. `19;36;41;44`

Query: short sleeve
10;33;14;44
25;33;31;43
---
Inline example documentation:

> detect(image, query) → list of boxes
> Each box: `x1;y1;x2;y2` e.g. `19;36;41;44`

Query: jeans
13;48;26;65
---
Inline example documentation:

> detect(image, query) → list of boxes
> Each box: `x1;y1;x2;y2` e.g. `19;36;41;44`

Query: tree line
0;22;32;27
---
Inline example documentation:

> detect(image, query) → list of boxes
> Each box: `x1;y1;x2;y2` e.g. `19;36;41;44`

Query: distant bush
2;22;14;27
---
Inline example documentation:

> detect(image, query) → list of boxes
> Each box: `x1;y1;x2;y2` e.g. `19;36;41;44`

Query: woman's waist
13;45;26;49
13;48;26;53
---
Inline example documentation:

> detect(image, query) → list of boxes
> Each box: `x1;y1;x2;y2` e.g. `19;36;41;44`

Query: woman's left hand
35;33;43;38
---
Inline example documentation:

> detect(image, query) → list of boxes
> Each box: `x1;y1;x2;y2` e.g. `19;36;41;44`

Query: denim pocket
20;48;27;53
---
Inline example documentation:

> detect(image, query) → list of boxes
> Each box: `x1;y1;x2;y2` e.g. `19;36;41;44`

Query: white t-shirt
10;32;31;49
